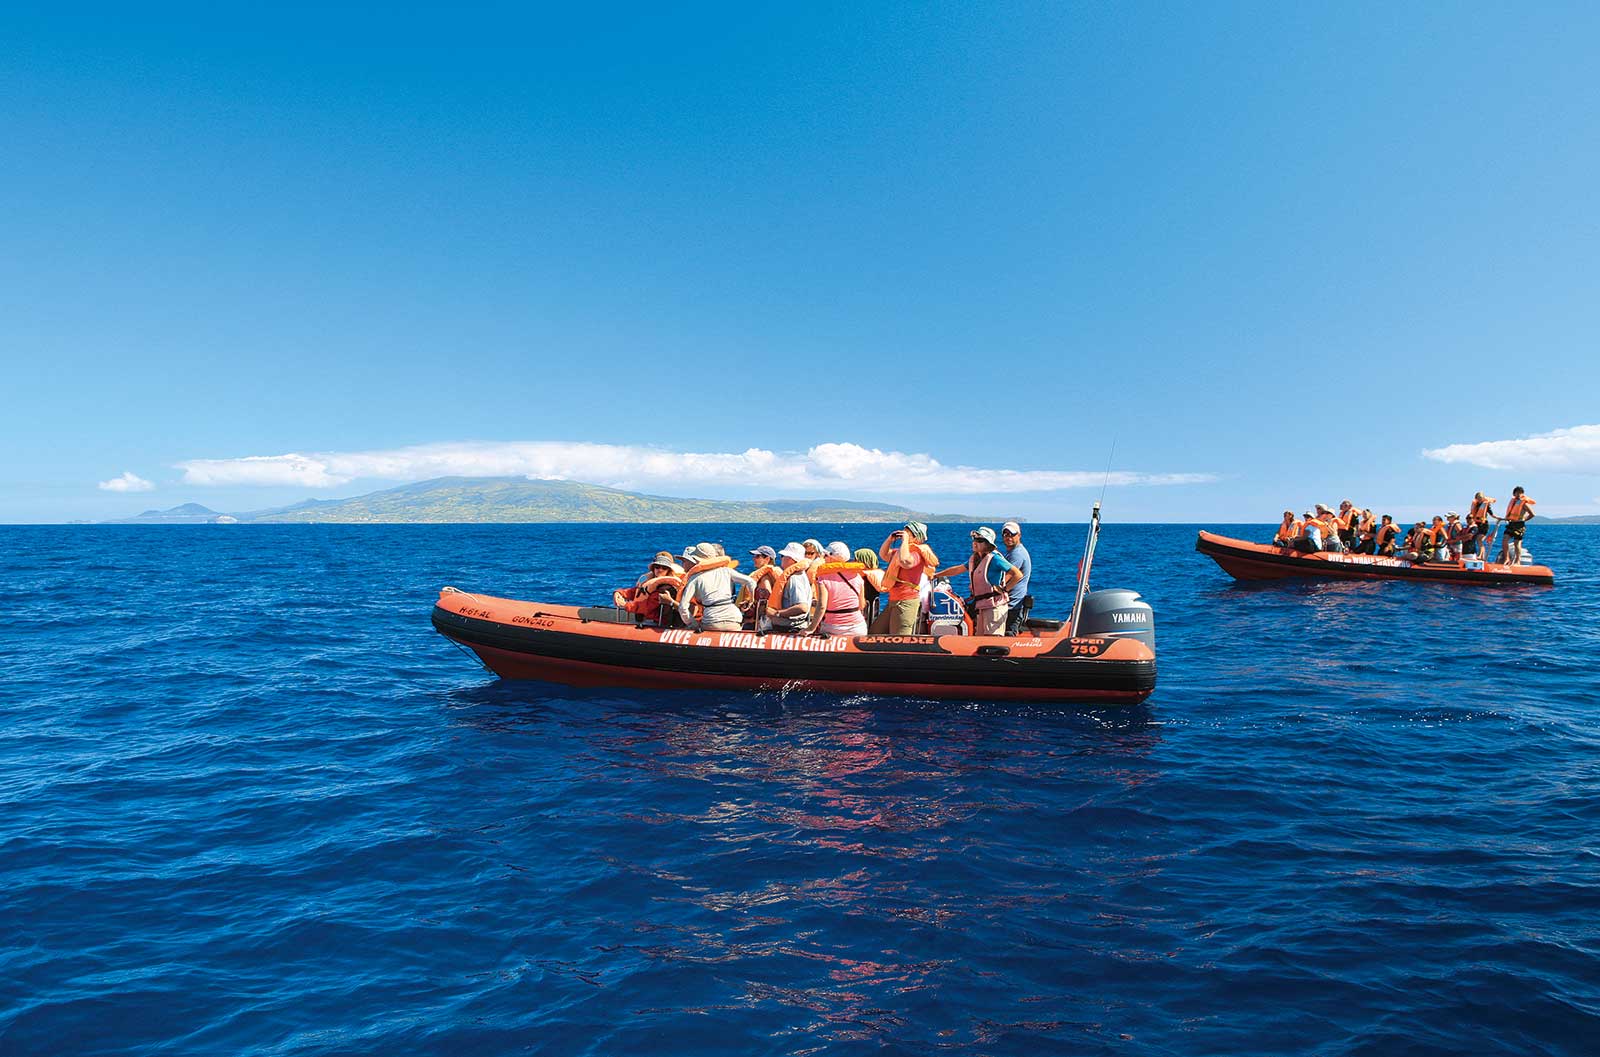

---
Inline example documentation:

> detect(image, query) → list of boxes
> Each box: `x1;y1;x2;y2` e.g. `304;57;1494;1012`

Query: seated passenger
1337;500;1358;550
1403;521;1430;562
1316;504;1346;553
1374;515;1398;556
769;542;815;633
745;545;782;628
1273;511;1300;548
853;547;885;625
1355;509;1377;554
613;557;683;625
1433;518;1459;566
677;542;754;632
816;542;868;637
1296;510;1323;553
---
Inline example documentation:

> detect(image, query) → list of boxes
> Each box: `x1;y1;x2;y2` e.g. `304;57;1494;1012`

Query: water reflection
434;680;1170;1050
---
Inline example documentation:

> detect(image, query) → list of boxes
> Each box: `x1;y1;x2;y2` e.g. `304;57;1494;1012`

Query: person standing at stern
1000;521;1032;635
934;527;1022;636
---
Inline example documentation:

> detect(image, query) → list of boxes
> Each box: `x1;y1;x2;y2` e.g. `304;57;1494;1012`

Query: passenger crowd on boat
611;521;1035;637
1270;488;1537;565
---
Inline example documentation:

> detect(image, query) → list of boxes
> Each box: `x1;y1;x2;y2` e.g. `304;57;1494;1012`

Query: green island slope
236;477;987;524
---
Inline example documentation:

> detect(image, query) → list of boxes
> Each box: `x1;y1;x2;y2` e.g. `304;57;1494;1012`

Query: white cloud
176;440;1215;495
1422;424;1600;473
98;471;155;493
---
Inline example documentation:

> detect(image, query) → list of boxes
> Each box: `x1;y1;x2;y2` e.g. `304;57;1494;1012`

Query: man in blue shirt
1001;521;1032;635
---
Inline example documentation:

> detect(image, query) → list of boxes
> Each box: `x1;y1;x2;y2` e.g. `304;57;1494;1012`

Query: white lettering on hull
655;629;849;652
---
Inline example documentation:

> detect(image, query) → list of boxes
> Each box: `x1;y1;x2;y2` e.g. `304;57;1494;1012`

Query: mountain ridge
105;476;1004;524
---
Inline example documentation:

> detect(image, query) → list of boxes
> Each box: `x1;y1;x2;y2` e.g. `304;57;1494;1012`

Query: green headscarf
853;547;879;569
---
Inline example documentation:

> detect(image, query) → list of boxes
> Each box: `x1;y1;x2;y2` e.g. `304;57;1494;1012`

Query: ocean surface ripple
4;523;1598;1056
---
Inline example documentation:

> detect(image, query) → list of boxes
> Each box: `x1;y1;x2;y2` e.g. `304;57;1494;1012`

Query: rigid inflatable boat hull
1195;531;1555;586
433;592;1156;704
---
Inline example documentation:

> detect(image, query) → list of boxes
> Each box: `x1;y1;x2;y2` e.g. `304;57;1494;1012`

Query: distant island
103;477;997;525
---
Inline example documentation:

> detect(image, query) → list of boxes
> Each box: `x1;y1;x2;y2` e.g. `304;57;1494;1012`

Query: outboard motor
1072;589;1156;651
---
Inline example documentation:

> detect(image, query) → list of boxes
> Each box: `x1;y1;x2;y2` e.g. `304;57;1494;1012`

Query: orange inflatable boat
431;591;1155;703
432;504;1157;704
1195;531;1555;586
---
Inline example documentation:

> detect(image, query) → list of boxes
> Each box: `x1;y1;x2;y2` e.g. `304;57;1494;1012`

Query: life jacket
758;563;817;616
1276;519;1301;543
684;556;738;575
1469;496;1495;524
743;563;780;609
683;558;741;615
621;575;681;617
1299;519;1322;540
966;551;1004;610
1335;510;1353;530
881;543;936;601
1506;495;1532;521
1375;523;1395;545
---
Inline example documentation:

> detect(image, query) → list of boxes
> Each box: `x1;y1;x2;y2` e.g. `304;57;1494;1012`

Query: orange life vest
1469;496;1495;523
881;543;936;601
1505;495;1533;521
1276;519;1301;543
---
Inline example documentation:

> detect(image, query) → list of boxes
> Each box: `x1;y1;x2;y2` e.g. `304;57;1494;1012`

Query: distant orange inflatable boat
1195;531;1555;586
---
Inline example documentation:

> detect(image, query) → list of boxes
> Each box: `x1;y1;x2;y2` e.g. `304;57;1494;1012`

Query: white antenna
1071;442;1115;636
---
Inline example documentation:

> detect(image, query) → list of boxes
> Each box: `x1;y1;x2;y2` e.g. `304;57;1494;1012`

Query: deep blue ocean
4;522;1598;1056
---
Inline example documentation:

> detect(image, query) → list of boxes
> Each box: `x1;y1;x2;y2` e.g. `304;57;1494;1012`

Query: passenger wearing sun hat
1316;505;1346;553
613;553;684;624
872;523;939;635
675;542;754;632
932;528;1023;636
1300;510;1324;552
1443;511;1468;562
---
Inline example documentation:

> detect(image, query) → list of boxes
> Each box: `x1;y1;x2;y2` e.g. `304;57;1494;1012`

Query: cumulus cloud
177;440;1215;495
98;471;155;493
1422;424;1600;473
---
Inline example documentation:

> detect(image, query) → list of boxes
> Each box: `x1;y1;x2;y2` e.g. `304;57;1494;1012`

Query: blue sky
5;3;1598;522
